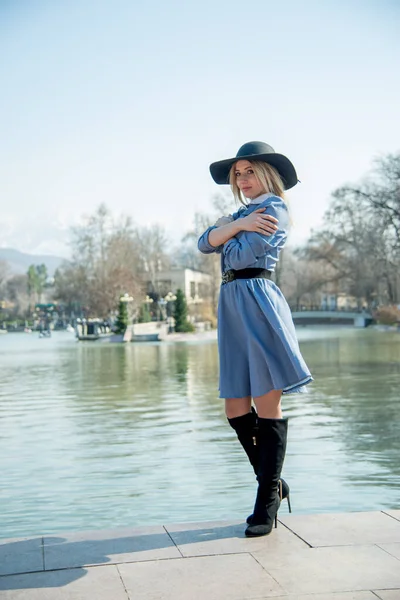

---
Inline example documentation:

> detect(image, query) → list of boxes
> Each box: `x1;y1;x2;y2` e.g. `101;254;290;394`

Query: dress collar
248;192;275;205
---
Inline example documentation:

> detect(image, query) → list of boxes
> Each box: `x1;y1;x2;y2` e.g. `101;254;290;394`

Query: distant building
320;291;362;311
142;267;213;306
320;293;337;311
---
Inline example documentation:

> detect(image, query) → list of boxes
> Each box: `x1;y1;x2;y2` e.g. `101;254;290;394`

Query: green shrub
374;305;400;325
138;303;152;323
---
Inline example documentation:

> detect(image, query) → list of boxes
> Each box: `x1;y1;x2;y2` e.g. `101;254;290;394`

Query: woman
198;141;313;537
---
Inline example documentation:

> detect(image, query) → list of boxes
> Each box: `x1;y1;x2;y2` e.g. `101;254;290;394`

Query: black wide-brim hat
209;141;298;190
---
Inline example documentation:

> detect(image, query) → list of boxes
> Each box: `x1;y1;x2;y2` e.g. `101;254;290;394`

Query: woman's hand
214;215;234;227
240;208;278;235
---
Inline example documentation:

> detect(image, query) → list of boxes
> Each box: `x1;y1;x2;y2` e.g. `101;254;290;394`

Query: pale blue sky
1;0;399;256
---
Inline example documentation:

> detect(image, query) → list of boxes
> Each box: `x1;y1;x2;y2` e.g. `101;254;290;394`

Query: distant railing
289;306;371;314
290;309;374;327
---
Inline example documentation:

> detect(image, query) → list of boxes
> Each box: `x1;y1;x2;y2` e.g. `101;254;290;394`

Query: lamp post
164;292;177;316
144;295;154;321
158;297;167;321
164;291;177;332
120;293;134;319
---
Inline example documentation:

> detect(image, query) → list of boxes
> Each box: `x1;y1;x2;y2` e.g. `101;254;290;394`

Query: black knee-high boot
245;417;288;537
228;409;291;522
227;408;259;477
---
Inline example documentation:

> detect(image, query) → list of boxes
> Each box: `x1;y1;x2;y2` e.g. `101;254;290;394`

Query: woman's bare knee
225;397;252;419
253;390;282;419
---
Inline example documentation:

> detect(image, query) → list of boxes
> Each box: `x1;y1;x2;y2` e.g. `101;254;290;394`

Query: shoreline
163;329;217;342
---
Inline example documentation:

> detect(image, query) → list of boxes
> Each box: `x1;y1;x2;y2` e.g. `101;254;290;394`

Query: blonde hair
229;160;285;206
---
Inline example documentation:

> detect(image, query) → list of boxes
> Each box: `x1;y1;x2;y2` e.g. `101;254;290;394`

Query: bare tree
0;261;9;300
54;205;143;317
135;224;171;298
278;249;333;309
176;192;237;315
303;152;400;308
5;274;29;316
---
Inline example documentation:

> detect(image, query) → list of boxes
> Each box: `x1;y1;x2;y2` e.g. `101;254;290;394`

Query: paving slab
378;543;400;561
254;544;400;595
0;536;44;577
373;591;400;599
43;524;181;570
164;519;309;557
263;594;377;600
0;564;128;599
118;552;285;599
2;512;400;599
279;511;400;547
383;511;400;523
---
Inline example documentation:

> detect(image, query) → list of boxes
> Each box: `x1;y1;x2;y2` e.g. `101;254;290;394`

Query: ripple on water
1;329;400;538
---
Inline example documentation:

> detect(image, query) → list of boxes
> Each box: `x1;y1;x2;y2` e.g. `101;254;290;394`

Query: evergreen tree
138;303;151;323
173;288;195;332
115;297;129;333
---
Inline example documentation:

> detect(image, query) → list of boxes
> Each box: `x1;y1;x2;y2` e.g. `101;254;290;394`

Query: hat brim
209;153;298;190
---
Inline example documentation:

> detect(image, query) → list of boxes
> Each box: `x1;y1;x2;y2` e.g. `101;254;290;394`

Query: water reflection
291;329;400;512
0;328;399;539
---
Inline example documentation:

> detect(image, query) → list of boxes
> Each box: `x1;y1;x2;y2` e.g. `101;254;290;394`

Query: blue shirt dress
198;193;313;399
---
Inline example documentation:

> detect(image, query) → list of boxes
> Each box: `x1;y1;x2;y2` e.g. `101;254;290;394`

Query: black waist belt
221;268;272;285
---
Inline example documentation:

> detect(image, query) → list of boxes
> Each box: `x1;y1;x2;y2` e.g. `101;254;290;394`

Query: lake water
0;327;399;539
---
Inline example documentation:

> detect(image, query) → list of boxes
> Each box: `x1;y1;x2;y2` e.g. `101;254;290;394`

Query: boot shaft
256;417;288;491
227;408;259;475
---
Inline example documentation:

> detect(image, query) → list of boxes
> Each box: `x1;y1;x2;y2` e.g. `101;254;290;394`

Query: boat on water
75;320;167;342
38;330;51;338
75;319;113;341
75;319;133;342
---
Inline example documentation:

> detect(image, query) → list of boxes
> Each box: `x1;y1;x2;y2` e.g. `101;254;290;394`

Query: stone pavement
1;510;400;599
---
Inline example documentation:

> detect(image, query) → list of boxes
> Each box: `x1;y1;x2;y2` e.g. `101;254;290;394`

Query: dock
1;510;400;598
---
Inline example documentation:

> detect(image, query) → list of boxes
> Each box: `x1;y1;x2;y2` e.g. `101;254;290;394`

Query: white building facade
143;268;213;307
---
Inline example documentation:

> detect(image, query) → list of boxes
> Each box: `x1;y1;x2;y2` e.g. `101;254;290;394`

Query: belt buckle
221;270;235;285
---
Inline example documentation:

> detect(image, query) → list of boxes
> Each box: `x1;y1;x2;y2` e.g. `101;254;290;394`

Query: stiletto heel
246;477;292;524
275;479;282;529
